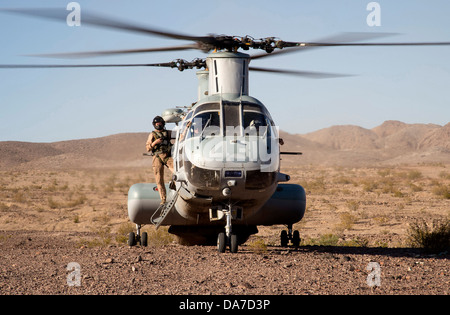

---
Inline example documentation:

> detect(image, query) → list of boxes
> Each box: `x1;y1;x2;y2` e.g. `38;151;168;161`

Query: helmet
152;116;165;129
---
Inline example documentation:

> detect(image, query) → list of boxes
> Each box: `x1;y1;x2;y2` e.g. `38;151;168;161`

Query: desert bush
12;191;26;203
377;169;392;178
361;180;378;192
48;197;60;209
337;212;357;230
335;176;355;185
77;226;113;248
48;194;86;209
346;200;359;211
431;183;450;199
409;183;423;192
148;227;175;246
372;215;390;226
0;202;9;212
379;178;395;194
247;237;268;253
407;219;450;253
341;237;369;247
116;222;134;244
407;170;423;181
302;176;326;194
66;193;87;207
306;234;340;246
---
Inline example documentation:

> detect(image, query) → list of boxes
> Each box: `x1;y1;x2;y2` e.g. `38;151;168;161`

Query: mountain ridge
1;121;449;169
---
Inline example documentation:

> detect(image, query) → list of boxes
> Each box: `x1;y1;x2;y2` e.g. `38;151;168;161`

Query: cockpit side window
188;111;220;138
243;111;271;136
243;112;266;135
178;110;193;142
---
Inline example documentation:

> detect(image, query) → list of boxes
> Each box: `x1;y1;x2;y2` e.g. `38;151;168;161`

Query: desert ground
0;164;449;247
0;121;449;295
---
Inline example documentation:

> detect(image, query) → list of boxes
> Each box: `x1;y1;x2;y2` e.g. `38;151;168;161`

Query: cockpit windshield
179;101;278;171
181;101;275;140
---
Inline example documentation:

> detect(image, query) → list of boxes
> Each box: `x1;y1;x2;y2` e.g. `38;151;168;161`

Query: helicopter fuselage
128;51;306;246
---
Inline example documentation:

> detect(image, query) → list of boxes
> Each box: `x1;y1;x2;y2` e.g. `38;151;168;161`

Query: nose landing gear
217;205;239;253
217;231;238;253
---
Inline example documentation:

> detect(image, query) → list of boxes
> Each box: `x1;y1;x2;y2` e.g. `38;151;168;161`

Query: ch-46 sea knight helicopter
2;8;450;253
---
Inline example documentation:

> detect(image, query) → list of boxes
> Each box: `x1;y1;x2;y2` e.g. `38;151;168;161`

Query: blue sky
0;0;449;142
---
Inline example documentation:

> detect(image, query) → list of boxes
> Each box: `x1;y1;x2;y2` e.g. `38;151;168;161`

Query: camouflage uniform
146;129;173;204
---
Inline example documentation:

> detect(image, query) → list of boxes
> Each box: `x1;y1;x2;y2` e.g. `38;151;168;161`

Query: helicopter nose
183;135;279;174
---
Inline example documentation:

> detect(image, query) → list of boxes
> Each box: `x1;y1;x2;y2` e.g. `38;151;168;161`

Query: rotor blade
0;8;211;43
293;41;450;47
249;67;352;79
0;63;177;69
25;44;199;59
252;40;450;60
251;32;450;60
251;32;396;59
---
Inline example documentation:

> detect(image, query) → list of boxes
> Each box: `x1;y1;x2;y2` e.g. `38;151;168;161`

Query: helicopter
2;8;450;253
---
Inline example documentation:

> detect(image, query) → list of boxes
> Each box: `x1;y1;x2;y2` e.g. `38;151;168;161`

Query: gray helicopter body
128;52;306;247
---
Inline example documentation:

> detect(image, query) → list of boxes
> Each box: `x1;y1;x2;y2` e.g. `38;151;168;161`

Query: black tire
217;232;226;253
292;230;301;247
280;230;288;247
128;232;136;246
230;233;238;253
141;232;148;247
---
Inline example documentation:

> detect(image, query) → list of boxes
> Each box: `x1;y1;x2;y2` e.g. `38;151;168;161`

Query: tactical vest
151;130;172;155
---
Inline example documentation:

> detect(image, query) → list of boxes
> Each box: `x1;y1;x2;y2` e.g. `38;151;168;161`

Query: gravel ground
1;230;448;297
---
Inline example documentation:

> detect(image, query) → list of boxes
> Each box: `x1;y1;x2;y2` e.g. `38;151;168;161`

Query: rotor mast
198;51;250;100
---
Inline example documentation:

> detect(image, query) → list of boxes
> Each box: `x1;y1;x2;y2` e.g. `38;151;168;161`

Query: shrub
314;234;340;246
432;183;450;199
407;219;450;253
407;170;423;181
247;238;268;253
338;212;357;230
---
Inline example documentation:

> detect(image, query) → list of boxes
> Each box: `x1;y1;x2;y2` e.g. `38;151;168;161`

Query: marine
146;116;174;204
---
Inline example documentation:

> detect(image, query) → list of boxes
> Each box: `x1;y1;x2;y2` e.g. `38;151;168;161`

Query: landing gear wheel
217;232;226;253
280;228;301;247
280;230;288;247
230;233;238;253
141;232;148;247
128;232;136;246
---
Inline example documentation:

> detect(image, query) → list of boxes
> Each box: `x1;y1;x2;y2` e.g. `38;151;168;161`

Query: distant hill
1;121;449;170
285;120;450;166
301;125;380;150
0;133;149;170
